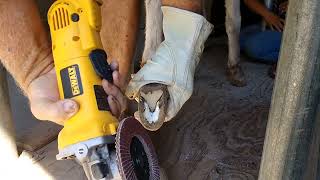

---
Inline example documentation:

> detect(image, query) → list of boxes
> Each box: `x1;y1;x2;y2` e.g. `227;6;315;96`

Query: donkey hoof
137;83;169;131
226;65;247;87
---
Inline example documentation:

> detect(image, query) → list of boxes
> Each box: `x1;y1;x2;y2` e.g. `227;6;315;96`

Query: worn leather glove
126;7;213;130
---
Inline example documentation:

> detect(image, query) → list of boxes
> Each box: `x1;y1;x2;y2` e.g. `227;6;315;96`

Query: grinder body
48;0;118;150
48;1;160;179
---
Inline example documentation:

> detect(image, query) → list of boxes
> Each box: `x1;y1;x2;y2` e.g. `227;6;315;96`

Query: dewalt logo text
60;65;83;98
68;66;81;96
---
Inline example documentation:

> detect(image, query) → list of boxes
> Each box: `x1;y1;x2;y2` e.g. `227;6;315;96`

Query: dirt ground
22;36;274;180
149;36;274;180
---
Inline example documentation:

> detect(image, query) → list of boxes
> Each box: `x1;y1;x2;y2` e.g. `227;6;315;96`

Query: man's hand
102;61;127;118
243;0;286;32
28;61;127;125
279;1;289;14
264;12;285;32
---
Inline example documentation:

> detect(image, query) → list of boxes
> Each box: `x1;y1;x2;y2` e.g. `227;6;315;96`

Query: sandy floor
22;36;274;180
151;37;274;180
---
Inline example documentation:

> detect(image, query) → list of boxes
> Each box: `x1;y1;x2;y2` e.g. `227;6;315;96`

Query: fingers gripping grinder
48;0;159;179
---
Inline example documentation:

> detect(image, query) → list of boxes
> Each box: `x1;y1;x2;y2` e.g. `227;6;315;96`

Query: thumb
30;98;79;125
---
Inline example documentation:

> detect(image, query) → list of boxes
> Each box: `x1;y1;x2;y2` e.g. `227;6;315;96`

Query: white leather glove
126;7;213;123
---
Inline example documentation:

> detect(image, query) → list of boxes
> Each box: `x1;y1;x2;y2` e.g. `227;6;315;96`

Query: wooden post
259;0;320;179
0;65;18;168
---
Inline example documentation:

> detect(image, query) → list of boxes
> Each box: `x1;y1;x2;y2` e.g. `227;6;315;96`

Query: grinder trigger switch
89;49;113;83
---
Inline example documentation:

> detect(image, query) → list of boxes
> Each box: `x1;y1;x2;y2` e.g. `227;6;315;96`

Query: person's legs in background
241;30;282;63
240;24;282;78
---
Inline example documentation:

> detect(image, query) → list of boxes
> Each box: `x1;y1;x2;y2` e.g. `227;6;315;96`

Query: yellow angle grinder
47;0;159;179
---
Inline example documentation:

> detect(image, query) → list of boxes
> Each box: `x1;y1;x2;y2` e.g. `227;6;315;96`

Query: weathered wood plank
18;141;86;180
16;122;61;152
0;65;18;176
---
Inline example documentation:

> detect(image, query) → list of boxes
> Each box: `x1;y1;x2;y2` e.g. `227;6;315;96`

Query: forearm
244;0;273;19
162;0;202;14
0;0;53;94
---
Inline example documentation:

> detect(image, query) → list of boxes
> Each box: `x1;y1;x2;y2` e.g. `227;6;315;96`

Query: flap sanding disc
116;117;160;180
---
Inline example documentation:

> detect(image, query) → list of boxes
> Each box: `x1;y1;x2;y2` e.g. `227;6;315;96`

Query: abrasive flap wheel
116;117;160;180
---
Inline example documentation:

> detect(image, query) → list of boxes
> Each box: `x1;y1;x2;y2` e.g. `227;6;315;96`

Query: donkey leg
142;0;163;66
225;0;247;87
